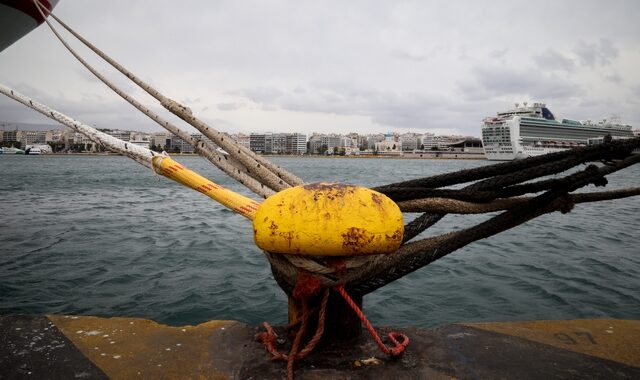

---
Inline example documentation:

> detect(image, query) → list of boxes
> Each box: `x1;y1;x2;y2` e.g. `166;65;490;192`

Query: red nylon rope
334;285;409;357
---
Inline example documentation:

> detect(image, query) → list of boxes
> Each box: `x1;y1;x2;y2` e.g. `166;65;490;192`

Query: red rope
334;285;409;357
257;271;330;380
258;269;409;379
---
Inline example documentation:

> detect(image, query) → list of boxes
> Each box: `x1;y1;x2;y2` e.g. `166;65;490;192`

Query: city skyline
1;1;639;137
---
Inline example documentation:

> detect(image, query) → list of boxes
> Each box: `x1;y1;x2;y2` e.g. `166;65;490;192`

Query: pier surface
1;315;638;379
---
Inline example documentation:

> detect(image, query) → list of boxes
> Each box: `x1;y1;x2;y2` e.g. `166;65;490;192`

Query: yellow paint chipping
47;315;236;379
253;182;404;256
466;319;640;367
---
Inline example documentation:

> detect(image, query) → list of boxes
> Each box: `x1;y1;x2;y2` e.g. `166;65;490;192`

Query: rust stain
268;221;278;236
371;193;383;205
279;231;294;248
341;227;375;252
385;228;403;242
305;182;351;201
303;182;349;191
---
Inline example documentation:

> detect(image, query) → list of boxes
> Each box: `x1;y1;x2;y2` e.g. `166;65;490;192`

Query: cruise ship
481;102;635;160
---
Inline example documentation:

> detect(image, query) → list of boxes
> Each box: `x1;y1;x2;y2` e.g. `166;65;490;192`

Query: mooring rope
346;153;640;295
0;84;261;220
32;0;275;199
34;0;303;191
397;188;640;214
263;138;640;296
17;3;640;375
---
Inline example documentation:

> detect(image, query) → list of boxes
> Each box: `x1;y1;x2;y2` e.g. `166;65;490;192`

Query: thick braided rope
402;213;444;243
397;188;640;214
268;151;640;294
0;84;157;167
380;139;640;203
0;84;267;222
465;140;637;192
345;155;640;295
388;138;640;242
39;2;303;190
33;0;275;199
374;139;637;192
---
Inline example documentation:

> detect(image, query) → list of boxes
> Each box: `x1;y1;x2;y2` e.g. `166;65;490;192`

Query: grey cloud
230;87;284;104
0;83;176;132
216;102;245;111
390;49;428;62
573;39;619;67
533;49;575;72
489;48;509;59
233;83;454;130
605;72;622;83
469;66;583;100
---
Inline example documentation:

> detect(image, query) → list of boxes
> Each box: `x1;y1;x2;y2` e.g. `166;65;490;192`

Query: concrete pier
1;315;638;379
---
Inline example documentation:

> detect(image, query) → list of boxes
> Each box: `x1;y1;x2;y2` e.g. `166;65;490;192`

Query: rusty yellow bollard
253;182;404;256
253;182;404;342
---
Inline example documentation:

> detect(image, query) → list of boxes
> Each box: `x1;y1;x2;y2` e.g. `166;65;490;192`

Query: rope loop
387;332;410;357
257;271;330;380
333;285;409;357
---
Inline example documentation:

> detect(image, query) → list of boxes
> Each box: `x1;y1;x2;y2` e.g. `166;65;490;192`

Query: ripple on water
0;155;638;327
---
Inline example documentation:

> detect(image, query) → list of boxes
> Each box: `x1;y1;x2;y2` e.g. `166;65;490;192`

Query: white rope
31;0;275;198
36;0;304;190
0;84;157;167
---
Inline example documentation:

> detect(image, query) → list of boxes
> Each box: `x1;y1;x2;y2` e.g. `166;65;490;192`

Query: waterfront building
1;129;18;145
272;133;286;154
233;134;250;149
151;132;172;149
285;133;307;155
104;129;131;142
169;134;193;153
399;133;419;151
375;132;402;152
366;134;385;150
250;133;272;153
448;137;484;153
17;130;47;147
307;134;341;155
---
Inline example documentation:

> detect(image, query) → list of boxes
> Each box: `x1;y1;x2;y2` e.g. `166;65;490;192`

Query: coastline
4;152;487;160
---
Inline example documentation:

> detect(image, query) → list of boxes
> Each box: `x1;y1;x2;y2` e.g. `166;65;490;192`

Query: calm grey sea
0;155;639;327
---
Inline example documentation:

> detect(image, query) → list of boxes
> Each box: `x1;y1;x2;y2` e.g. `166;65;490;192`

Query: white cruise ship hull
482;110;635;161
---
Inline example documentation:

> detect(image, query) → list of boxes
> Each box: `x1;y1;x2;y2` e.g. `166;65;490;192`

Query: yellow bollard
253;182;404;256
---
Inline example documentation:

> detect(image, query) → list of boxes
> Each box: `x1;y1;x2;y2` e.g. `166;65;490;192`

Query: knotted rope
258;269;409;380
257;271;330;380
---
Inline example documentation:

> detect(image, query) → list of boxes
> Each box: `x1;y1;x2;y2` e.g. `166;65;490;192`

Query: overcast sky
1;0;639;137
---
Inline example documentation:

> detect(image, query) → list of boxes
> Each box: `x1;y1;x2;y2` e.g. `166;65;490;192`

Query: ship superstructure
481;102;635;160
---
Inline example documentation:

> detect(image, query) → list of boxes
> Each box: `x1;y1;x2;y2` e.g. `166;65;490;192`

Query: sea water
0;155;639;327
